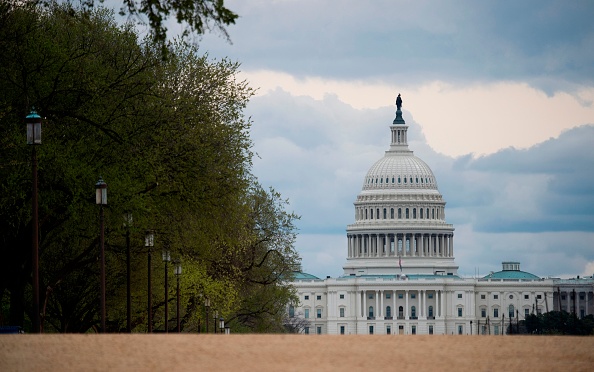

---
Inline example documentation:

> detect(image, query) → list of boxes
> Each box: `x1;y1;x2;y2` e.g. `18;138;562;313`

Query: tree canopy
33;0;238;55
0;2;300;333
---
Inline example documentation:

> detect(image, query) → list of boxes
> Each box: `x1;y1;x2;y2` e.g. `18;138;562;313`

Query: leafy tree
0;2;300;333
31;0;238;56
523;311;593;335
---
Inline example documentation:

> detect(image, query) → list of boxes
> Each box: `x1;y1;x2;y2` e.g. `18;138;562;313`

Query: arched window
404;177;407;184
398;177;401;184
398;306;404;318
398;208;402;219
383;208;387;219
289;305;295;318
413;208;417;219
432;208;435;219
390;208;394;219
365;209;368;219
386;306;392;318
411;306;416;318
405;208;409;219
370;209;373;219
369;306;374;318
420;208;423;219
376;209;380;219
509;304;515;318
426;208;429;219
428;306;434;318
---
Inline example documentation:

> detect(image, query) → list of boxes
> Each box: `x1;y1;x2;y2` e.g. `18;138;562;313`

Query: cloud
199;0;594;89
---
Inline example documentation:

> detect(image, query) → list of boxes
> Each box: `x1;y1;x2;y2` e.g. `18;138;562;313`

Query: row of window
295;305;542;320
305;292;439;302
479;294;542;300
367;292;433;300
479;305;542;318
366;176;433;186
357;206;442;220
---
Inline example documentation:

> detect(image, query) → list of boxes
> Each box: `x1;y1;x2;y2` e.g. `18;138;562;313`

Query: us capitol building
290;95;594;335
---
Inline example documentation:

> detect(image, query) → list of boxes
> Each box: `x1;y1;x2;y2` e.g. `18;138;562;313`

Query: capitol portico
290;95;594;335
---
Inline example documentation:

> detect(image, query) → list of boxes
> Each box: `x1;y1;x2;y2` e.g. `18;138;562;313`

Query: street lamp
174;260;182;333
124;213;132;333
204;298;210;333
224;326;230;335
219;317;225;334
213;311;218;334
162;249;170;333
145;230;154;333
26;108;41;333
95;177;107;333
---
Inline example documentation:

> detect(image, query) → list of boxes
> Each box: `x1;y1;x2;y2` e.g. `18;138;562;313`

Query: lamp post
219;317;224;334
213;311;218;334
145;230;154;333
95;177;107;332
224;326;230;335
162;249;170;333
124;213;132;333
26;109;41;333
174;260;182;333
204;298;210;333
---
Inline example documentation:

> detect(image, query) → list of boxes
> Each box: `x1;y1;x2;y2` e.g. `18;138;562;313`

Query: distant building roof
292;272;321;280
483;262;540;280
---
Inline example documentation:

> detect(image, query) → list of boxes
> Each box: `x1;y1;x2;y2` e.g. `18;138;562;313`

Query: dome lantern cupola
389;94;411;153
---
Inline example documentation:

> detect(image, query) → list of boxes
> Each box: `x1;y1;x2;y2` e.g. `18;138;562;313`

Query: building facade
290;96;593;335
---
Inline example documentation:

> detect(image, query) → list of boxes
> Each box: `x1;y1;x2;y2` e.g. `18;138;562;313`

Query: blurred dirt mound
1;334;593;371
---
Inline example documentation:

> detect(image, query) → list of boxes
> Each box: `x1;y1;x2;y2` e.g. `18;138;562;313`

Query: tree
523;311;593;335
33;0;238;56
0;2;300;333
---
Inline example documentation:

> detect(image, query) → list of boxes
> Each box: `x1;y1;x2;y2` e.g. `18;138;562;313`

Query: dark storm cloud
456;125;594;233
198;0;594;90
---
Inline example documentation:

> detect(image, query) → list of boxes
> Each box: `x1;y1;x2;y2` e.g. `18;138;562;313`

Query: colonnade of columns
357;289;444;320
347;232;454;258
557;289;593;317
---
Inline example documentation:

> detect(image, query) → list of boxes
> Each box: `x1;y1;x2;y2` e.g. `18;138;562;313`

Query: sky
155;0;594;279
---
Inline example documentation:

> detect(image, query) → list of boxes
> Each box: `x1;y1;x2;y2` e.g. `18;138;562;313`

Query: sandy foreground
1;334;593;371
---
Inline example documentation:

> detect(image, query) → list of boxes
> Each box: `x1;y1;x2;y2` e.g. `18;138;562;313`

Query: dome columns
347;232;454;259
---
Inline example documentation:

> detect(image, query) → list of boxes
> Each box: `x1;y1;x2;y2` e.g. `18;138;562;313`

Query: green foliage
524;311;594;335
33;0;238;57
0;2;300;333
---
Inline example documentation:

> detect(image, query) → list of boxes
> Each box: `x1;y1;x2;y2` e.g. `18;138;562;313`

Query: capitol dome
363;153;438;192
343;94;457;276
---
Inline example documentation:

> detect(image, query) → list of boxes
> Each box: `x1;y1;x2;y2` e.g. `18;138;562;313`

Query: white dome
362;152;438;191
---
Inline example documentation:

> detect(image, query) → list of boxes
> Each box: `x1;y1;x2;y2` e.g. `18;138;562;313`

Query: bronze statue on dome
396;94;403;110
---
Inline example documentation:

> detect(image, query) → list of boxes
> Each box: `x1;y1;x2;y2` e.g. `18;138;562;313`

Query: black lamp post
124;213;132;333
219;317;225;334
204;298;210;333
26;109;41;333
95;177;107;332
162;249;170;333
145;230;154;333
174;260;182;333
213;311;218;334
